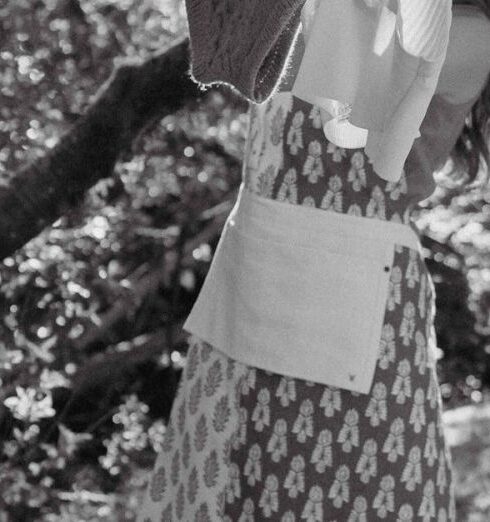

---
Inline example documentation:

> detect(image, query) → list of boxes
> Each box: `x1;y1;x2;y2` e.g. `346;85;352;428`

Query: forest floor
443;402;490;521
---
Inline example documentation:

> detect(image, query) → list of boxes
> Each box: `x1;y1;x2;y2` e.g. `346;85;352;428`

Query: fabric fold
292;0;452;182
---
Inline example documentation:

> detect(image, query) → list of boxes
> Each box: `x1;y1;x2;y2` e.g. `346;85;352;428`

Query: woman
137;1;490;520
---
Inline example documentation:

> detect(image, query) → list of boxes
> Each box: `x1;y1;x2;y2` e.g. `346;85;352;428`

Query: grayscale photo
0;0;489;520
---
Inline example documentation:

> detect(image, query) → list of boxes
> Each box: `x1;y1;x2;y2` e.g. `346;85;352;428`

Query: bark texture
0;36;205;260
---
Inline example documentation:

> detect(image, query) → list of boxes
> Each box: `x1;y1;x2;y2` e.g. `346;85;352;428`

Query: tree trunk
0;36;203;260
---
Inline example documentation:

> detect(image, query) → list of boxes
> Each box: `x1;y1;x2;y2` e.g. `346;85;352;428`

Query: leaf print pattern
188;376;202;415
204;359;223;396
320;175;343;212
378;324;396;370
277;168;298;204
355;439;378;483
388;266;403;311
136;336;249;521
251;388;271;432
187;466;198;504
137;92;455;521
320;386;341;417
329;465;350;508
309;105;323;129
149;466;166;502
347;151;367;191
337;409;360;453
267;418;288;463
256;165;276;198
364;382;388;427
270;106;286;146
302;485;323;521
286;111;304;155
203;450;219;488
194;414;207;452
366;185;386;220
373;475;395;518
284;455;306;498
276;376;296;407
310;429;333;473
386;170;408;200
383;417;406;463
170;449;180;486
213;395;230;432
182;431;191;469
292;399;314;443
244;444;262;486
302;140;324;183
259;474;280;517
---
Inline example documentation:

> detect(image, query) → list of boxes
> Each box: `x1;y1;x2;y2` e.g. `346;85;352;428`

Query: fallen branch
72;193;236;351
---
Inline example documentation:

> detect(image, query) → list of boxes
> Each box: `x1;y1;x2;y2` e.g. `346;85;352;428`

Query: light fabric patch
136;336;248;522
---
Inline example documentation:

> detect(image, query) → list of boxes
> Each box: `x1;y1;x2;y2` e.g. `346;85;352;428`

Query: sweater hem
185;0;305;103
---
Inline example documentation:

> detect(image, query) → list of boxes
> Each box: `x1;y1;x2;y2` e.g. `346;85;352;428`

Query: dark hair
451;0;490;185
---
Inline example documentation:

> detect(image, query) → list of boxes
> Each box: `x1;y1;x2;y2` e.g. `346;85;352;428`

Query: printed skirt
136;242;456;521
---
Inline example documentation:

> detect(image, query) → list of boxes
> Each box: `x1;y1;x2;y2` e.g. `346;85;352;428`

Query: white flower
4;387;55;422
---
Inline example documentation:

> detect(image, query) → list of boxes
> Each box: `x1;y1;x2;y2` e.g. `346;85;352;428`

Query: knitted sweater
185;0;306;103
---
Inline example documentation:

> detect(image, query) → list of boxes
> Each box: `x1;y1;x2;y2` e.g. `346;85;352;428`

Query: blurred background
1;0;490;520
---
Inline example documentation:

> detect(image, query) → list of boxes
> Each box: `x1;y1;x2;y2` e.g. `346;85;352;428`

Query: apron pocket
184;221;395;394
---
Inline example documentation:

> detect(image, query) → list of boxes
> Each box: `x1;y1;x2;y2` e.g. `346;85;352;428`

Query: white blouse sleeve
292;0;452;182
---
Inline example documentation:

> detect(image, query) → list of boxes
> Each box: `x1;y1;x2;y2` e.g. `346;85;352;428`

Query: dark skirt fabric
137;93;456;521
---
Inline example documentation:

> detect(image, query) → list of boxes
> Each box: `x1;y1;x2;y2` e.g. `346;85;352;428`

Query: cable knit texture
185;0;306;103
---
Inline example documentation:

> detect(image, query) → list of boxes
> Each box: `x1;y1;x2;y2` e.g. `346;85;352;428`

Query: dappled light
0;0;490;520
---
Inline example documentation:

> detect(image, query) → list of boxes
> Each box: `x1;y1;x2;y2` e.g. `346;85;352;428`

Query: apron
183;182;423;394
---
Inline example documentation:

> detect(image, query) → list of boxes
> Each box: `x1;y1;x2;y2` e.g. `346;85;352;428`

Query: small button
384;266;390;272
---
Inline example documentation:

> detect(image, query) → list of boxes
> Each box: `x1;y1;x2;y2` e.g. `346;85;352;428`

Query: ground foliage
1;0;490;520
